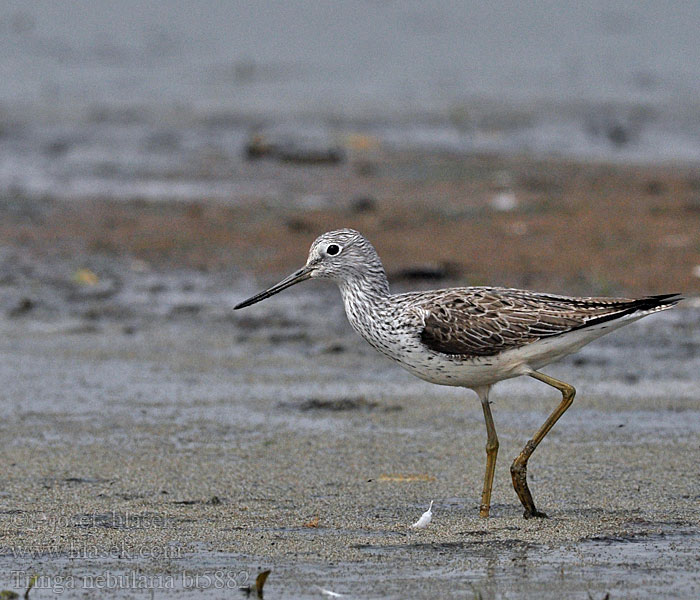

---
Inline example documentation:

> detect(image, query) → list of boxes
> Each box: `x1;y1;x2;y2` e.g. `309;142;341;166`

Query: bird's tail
580;293;682;330
627;293;683;313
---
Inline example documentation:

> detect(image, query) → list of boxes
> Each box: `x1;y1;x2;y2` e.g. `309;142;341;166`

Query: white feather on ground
315;585;345;597
411;500;434;529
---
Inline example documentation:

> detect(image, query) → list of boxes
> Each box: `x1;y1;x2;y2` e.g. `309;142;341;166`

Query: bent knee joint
510;460;527;480
511;466;530;496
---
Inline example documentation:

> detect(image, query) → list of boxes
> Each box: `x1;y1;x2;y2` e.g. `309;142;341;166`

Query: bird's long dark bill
234;266;312;309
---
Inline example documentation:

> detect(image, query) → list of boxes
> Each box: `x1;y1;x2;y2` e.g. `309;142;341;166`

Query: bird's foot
523;508;548;519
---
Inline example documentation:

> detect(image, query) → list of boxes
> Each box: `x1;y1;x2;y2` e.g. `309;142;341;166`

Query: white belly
364;316;638;388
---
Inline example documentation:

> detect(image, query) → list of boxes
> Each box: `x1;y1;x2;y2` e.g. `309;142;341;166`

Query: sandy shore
0;305;698;598
0;151;699;598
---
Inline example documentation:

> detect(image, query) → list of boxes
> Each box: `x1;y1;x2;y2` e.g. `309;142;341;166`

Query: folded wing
417;288;680;358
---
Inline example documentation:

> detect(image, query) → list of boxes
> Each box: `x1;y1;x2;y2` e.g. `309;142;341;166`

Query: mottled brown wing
417;288;628;357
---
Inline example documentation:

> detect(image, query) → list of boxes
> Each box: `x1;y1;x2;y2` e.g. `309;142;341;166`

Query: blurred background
1;0;699;306
1;5;699;596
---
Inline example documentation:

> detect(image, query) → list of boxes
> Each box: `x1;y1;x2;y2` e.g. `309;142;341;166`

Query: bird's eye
326;244;341;256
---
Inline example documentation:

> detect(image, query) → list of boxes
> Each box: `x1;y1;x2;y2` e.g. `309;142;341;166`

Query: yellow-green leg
510;370;576;519
476;386;498;518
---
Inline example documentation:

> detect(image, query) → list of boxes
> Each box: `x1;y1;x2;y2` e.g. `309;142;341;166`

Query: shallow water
2;1;700;204
5;527;699;599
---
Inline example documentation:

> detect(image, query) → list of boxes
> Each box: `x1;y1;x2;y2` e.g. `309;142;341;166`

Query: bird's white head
234;229;387;309
305;228;384;281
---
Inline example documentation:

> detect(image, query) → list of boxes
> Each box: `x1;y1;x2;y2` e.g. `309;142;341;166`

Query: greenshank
234;229;681;518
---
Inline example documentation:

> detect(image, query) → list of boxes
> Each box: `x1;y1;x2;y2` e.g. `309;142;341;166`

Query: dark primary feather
418;288;681;357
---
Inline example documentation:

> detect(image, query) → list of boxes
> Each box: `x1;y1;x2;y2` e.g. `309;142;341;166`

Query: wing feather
416;288;679;358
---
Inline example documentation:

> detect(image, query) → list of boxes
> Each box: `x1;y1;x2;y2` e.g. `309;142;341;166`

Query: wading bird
235;229;680;518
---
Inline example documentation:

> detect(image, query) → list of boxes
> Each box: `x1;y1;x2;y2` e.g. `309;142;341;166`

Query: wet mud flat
2;151;700;297
0;150;699;597
0;269;698;598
